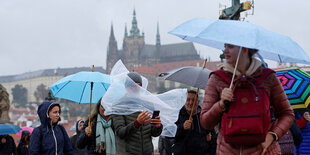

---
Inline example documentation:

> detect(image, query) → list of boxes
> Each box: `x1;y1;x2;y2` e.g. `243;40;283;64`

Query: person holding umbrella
174;90;216;155
70;120;87;155
29;101;74;155
77;99;116;155
200;44;295;154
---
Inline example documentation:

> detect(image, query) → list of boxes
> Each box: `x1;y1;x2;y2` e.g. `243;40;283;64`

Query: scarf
96;114;116;155
217;58;263;76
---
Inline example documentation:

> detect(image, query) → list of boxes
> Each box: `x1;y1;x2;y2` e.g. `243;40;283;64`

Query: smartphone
152;110;160;119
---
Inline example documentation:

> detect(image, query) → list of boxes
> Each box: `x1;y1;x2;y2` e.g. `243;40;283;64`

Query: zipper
228;115;260;128
51;123;58;155
140;124;144;154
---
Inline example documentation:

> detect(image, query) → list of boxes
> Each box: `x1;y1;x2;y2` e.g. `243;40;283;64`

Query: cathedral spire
130;8;140;36
124;23;128;37
108;23;118;53
109;23;116;41
156;22;161;46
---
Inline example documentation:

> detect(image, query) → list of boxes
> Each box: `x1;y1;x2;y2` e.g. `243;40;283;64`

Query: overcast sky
0;0;309;76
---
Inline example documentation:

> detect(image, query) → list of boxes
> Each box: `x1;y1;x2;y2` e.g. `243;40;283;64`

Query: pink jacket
200;67;295;155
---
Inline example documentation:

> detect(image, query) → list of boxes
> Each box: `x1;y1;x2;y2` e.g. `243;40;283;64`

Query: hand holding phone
151;110;161;127
152;110;160;119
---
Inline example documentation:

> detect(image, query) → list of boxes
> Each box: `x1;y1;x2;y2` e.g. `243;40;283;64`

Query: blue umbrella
49;69;110;136
169;18;310;65
49;71;110;104
0;123;22;135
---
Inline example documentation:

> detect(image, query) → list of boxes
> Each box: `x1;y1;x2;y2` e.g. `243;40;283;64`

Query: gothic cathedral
106;9;201;74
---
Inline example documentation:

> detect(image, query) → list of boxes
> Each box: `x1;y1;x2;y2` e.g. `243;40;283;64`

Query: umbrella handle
87;121;92;137
222;47;242;112
189;89;199;120
189;59;207;120
87;81;94;137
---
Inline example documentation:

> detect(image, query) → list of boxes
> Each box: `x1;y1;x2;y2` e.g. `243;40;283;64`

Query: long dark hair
248;48;258;59
90;98;102;121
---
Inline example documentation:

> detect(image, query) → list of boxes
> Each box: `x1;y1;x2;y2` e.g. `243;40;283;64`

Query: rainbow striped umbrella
276;69;310;112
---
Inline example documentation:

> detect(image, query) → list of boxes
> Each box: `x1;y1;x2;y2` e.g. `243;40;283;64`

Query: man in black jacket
70;120;87;155
174;90;215;155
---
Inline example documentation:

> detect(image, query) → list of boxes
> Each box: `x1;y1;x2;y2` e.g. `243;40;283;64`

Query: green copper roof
130;9;140;36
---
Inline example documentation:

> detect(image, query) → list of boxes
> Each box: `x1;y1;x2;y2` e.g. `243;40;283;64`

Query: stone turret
122;9;145;70
156;22;161;46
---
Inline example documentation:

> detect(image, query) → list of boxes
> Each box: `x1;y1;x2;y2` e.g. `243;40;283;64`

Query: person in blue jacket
296;111;310;155
29;101;74;155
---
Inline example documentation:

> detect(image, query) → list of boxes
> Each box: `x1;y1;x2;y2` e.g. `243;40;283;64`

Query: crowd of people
1;45;310;155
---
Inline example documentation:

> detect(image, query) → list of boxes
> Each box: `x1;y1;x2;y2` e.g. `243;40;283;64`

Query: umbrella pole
88;65;94;137
222;47;243;109
229;47;243;89
189;59;207;120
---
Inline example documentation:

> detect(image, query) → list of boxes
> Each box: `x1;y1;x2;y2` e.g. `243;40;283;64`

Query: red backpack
212;68;274;146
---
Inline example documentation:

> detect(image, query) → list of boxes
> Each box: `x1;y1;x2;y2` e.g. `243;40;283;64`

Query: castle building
0;67;106;104
106;9;202;74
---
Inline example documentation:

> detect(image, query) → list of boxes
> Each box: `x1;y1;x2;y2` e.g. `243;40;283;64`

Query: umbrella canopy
16;126;34;136
276;69;310;112
159;66;212;89
49;71;110;104
169;18;310;64
0;123;22;135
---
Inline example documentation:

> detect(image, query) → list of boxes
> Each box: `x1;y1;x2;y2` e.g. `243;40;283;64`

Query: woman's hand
220;88;233;109
151;116;162;128
221;88;233;102
260;133;274;155
137;110;151;124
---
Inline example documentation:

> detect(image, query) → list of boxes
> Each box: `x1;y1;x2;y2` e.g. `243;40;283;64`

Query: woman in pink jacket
200;44;295;155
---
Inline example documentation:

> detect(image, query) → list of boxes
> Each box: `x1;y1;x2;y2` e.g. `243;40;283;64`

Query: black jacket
174;106;213;155
17;130;30;155
70;120;87;155
0;135;17;155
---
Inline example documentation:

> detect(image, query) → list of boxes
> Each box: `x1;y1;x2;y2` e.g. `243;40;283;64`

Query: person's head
91;98;107;120
0;135;8;144
185;90;199;112
48;104;61;124
78;120;85;132
127;72;142;86
20;130;30;145
223;43;258;65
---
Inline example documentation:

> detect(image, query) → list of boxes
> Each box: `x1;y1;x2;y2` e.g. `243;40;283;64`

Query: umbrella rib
101;83;108;91
278;54;283;63
79;82;89;103
53;81;71;96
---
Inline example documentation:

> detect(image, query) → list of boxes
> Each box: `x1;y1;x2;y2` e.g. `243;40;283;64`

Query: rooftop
0;67;106;82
